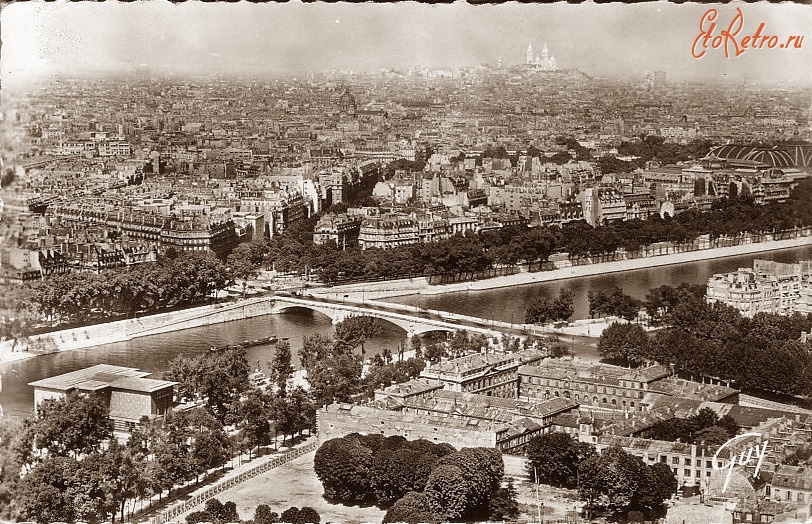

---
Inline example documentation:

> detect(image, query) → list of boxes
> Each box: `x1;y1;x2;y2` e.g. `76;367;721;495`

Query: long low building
518;360;739;413
318;403;501;449
29;364;176;433
320;388;578;453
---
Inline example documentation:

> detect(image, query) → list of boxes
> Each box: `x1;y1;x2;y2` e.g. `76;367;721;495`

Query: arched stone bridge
269;295;503;339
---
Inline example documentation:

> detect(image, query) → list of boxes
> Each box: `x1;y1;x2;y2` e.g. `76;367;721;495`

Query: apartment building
313;213;363;248
707;259;812;317
358;215;419;249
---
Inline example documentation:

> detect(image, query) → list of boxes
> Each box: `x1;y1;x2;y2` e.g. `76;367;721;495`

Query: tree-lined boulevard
3;178;812;344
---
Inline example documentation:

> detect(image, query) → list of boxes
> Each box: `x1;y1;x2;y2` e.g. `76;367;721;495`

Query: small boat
209;335;278;352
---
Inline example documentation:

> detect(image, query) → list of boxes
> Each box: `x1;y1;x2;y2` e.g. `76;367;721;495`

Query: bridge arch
269;296;501;339
272;303;342;322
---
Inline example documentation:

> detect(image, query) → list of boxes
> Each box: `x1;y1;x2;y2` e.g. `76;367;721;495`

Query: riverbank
3;232;810;365
0;297;277;364
312;232;812;301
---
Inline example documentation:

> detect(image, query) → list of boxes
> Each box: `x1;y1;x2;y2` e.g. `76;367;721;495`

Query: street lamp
535;466;542;523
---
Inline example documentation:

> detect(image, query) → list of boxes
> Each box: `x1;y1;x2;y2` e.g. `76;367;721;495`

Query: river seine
2;245;811;420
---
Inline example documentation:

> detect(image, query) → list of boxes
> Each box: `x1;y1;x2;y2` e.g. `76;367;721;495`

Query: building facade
358;216;420;250
707;260;812;317
419;349;545;398
29;364;176;433
518;360;738;413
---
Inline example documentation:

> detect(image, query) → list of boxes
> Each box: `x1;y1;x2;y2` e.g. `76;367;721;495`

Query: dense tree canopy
525;431;595;489
28;391;113;459
314;435;375;504
12;400;155;524
642;407;739;446
335;316;382;357
597;322;651;367
383;491;436;524
314;435;509;522
620;290;812;395
164;347;250;422
226;241;267;281
579;446;675;520
300;334;363;406
30;251;230;324
588;287;642;321
259;176;812;287
526;288;574;324
14;456;81;524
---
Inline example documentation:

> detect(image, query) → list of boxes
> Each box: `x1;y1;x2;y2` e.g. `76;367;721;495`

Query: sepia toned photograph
1;1;812;523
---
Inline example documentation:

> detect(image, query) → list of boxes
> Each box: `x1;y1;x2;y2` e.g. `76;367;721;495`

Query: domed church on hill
526;42;558;71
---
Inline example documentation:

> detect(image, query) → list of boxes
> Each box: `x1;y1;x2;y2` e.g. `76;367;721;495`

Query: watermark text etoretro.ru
692;8;804;59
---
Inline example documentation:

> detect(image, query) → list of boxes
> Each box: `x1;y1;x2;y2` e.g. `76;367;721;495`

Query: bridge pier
331;310;349;324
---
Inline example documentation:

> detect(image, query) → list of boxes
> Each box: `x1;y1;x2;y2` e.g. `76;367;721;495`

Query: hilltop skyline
2;1;811;85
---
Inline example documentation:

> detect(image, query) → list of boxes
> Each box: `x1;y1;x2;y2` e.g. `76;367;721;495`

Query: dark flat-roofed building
29;364;176;433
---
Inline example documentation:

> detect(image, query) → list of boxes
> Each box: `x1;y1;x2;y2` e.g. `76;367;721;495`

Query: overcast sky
2;1;811;85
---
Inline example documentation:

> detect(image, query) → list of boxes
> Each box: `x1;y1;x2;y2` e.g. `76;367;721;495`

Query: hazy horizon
3;1;812;86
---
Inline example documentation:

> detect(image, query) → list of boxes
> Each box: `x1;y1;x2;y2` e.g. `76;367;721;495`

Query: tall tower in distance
526;43;533;65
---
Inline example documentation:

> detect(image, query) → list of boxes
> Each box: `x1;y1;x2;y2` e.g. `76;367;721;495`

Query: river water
390;245;812;323
2;245;811;420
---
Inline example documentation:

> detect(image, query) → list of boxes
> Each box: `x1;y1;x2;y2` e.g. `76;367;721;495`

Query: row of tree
25;250;231;325
6;392;237;524
239;177;812;288
525;432;677;520
5;178;811;338
313;433;517;523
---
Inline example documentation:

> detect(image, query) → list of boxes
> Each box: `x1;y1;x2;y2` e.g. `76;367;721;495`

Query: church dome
338;88;357;114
